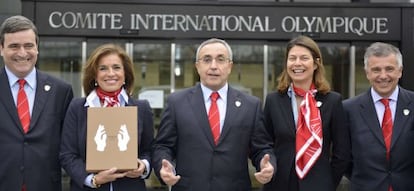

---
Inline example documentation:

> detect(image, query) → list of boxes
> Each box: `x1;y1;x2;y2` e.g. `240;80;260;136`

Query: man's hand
160;159;181;186
254;154;274;184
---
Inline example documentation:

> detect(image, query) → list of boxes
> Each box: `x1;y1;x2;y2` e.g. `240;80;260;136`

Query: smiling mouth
292;69;305;73
377;81;391;86
104;79;118;83
15;58;31;63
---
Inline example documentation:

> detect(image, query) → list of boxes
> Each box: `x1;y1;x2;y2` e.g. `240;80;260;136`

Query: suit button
20;166;24;171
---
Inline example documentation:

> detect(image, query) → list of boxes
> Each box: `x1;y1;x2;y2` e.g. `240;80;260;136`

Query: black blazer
0;68;73;191
152;84;276;191
262;90;350;191
343;87;414;191
59;97;154;191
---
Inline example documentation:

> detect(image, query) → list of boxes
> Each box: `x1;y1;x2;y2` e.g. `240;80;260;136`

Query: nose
209;60;219;68
16;46;28;57
107;68;116;75
378;69;389;79
292;58;302;65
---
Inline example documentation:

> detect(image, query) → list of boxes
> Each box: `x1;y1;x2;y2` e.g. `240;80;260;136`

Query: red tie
380;98;393;191
380;98;393;160
208;92;220;145
17;79;30;133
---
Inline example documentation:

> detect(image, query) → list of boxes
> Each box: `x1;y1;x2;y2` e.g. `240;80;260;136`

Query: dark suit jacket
262;90;350;191
0;68;73;191
343;87;414;191
59;97;154;191
152;84;276;191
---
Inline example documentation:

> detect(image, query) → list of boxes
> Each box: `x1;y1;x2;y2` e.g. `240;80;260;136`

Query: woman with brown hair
262;36;350;191
60;44;154;191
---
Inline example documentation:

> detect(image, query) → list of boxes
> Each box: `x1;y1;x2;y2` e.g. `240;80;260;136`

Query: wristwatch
91;175;101;188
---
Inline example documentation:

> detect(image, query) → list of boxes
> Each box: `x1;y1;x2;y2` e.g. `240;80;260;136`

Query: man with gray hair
0;15;73;191
152;38;276;191
343;42;414;190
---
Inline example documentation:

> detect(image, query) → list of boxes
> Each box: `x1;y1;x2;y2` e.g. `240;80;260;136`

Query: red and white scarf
96;87;122;107
293;84;323;179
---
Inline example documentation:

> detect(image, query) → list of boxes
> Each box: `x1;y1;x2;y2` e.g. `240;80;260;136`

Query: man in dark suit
0;15;73;191
343;42;414;191
152;38;276;191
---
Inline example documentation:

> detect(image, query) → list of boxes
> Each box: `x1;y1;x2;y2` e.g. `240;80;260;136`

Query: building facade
2;0;414;190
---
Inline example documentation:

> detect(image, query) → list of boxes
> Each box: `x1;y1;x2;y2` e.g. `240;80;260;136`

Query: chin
103;87;121;92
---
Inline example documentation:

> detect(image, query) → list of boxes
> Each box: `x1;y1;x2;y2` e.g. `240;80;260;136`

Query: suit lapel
280;93;295;135
189;85;216;147
359;91;385;145
219;87;240;144
391;88;412;149
29;72;49;132
0;68;23;131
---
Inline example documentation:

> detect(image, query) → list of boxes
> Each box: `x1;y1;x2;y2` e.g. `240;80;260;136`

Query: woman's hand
125;159;146;178
94;167;127;185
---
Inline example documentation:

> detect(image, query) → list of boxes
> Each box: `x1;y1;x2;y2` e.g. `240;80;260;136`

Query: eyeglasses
197;56;231;65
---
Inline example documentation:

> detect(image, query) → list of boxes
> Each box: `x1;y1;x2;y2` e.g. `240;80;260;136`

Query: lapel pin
44;85;51;92
403;109;410;116
235;100;241;107
316;101;322;107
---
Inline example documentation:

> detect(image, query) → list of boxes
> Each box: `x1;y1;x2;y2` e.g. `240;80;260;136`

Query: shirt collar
287;85;293;98
6;66;37;90
200;83;228;102
85;88;129;107
371;86;399;103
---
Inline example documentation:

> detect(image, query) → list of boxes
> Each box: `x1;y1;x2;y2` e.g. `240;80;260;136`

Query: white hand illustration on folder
117;124;130;151
94;124;107;152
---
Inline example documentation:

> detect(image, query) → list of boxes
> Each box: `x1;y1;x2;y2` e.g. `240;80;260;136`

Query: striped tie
17;79;30;133
380;98;393;191
208;92;220;145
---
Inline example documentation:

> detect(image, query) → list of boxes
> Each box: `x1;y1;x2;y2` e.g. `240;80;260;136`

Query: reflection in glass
354;45;371;95
319;43;350;98
230;43;264;99
38;39;82;97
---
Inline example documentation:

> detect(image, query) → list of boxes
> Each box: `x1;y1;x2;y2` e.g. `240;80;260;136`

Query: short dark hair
0;15;39;46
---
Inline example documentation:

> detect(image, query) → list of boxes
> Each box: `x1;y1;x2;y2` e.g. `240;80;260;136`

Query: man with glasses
152;38;276;191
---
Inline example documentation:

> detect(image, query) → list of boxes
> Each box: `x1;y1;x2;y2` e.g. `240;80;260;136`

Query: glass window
132;40;172;190
132;41;172;93
268;43;286;93
38;38;83;97
229;41;265;100
319;43;350;98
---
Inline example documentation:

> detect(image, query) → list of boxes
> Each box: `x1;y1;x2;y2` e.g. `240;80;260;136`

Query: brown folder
86;106;138;172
